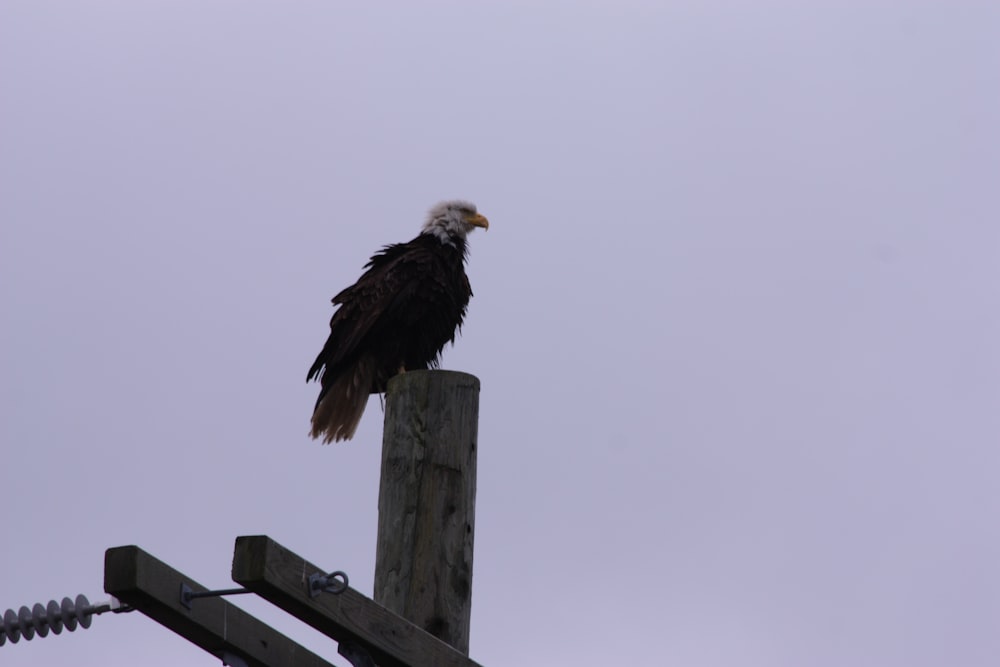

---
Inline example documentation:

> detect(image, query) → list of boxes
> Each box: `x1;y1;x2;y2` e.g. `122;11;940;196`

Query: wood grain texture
103;545;334;667
231;535;482;667
375;370;480;654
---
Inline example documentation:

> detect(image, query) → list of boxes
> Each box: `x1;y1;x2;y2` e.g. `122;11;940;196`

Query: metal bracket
179;584;252;610
338;641;376;667
222;650;250;667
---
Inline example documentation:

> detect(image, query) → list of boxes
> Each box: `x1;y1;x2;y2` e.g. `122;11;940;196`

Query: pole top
386;370;480;394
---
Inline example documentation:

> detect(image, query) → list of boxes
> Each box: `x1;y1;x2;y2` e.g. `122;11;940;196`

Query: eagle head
422;200;489;244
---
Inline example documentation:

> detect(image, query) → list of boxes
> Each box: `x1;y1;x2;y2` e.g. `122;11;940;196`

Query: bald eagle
307;200;489;442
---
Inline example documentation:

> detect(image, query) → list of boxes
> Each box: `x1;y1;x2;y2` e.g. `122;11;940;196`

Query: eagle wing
306;241;436;384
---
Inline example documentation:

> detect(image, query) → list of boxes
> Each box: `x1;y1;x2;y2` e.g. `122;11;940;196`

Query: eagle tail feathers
309;356;376;443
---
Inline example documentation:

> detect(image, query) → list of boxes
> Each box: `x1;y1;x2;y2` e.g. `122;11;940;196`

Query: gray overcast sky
2;2;998;666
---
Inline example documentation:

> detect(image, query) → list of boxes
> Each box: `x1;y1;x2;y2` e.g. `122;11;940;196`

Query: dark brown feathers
307;233;474;443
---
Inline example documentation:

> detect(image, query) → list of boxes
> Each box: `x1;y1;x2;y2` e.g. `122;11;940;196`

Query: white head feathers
422;200;489;245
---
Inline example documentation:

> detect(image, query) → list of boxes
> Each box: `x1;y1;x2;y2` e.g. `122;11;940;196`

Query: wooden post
374;370;480;655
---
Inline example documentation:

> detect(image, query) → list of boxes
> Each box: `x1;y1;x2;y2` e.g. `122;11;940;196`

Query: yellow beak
466;213;489;230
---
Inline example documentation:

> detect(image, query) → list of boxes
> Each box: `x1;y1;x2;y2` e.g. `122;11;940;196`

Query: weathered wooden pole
374;370;479;655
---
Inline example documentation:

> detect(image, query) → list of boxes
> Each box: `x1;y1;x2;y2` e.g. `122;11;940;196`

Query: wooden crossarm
104;545;336;667
231;535;483;667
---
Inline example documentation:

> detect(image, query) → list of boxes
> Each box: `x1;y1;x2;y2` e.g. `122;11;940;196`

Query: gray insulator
32;604;49;638
18;606;34;640
0;594;110;646
46;599;63;634
62;597;78;632
2;608;19;644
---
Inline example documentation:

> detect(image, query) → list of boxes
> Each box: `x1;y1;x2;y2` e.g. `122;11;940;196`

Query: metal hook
307;570;349;598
